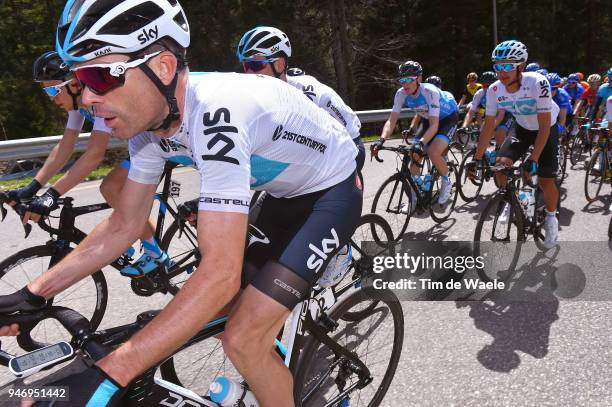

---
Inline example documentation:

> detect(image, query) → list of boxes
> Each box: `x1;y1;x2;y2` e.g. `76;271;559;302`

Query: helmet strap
139;64;181;132
66;85;81;111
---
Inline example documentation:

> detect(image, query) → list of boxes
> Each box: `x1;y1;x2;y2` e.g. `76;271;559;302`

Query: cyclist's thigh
497;128;529;162
244;173;362;309
536;124;559;178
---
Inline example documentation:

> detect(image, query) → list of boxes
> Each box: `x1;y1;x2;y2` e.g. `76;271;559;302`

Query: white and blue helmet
491;40;528;63
236;26;292;62
56;0;190;64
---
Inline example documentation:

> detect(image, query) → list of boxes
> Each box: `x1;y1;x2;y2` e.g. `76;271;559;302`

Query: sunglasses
42;79;73;97
241;58;278;73
398;76;418;85
493;62;522;72
72;51;161;96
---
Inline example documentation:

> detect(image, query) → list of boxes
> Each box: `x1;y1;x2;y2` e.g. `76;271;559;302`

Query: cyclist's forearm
462;111;474;127
558;109;567;127
34;133;78;186
52;148;106;195
99;259;241;386
532;118;551;161
475;116;496;159
29;214;145;298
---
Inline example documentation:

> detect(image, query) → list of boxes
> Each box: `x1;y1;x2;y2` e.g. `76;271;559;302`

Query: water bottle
423;174;432;192
413;175;424;191
519;187;535;218
209;377;259;407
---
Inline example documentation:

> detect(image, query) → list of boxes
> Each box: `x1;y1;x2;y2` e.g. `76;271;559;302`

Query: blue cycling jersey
553;88;572;113
597;83;612;102
392;82;458;119
563;83;584;103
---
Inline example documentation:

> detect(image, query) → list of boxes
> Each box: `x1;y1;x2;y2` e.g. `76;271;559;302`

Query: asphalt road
0;139;610;406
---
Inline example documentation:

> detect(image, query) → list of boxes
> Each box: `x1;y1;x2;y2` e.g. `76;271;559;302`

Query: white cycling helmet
236;26;292;62
56;0;190;64
491;40;528;63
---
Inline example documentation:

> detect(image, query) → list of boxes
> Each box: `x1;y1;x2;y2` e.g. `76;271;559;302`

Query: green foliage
0;0;610;141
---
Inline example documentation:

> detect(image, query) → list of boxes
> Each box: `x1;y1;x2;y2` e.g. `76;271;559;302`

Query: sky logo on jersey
303;85;316;101
499;99;537;116
250;154;290;187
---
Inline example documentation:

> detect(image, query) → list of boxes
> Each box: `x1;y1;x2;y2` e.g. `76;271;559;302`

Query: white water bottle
209;377;259;407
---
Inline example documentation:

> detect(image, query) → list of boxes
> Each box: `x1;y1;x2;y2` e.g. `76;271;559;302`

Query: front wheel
584;149;606;202
293;289;404;407
371;173;412;241
473;195;525;282
0;245;107;350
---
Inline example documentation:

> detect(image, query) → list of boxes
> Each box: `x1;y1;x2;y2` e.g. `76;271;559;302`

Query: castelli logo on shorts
307;228;340;273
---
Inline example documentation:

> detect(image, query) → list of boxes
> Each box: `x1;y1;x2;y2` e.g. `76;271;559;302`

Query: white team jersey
65;107;112;133
286;75;361;139
128;72;358;214
470;88;487;112
485;72;559;131
606;96;612;122
391;82;458;119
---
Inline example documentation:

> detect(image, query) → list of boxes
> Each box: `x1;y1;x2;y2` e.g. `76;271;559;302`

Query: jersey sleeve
192;105;251;214
485;85;498;117
319;88;361;139
391;89;405;113
606;96;612;122
92;117;112;133
424;87;441;118
65;110;86;131
127;133;166;185
470;89;483;112
535;77;554;113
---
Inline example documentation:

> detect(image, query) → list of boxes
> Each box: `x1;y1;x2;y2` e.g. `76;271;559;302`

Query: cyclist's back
129;72;358;208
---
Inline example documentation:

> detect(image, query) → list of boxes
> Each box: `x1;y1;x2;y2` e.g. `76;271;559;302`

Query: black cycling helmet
480;71;497;84
33;51;71;82
287;67;305;76
425;75;442;88
398;60;423;77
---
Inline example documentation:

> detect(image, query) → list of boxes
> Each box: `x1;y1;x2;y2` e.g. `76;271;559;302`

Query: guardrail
0;108;416;162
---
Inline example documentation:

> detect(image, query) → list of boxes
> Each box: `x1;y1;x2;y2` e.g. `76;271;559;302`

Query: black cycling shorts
416;111;459;145
497;123;559;178
243;172;363;309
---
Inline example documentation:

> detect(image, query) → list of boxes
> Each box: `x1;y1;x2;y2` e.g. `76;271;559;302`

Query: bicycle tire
159;219;201;294
0;245;107;350
371;173;412;241
569;129;586;166
340;214;394;322
293;289;403;407
429;158;459;223
584;149;606;202
473;195;525;282
457;148;485;203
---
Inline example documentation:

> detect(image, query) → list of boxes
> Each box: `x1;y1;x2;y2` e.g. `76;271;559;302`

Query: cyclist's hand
3;180;42;207
370;138;385;160
23;188;60;224
521;159;538;183
466;159;482;180
412;140;425;156
30;365;126;406
178;197;199;226
401;128;414;143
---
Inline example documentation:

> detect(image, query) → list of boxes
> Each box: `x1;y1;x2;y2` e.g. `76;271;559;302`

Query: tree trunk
327;0;353;103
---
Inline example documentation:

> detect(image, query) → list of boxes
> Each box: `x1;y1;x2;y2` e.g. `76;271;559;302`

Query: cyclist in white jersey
0;1;361;406
470;40;560;248
235;26;363;288
4;51;111;219
236;26;365;173
3;51;171;276
372;60;459;205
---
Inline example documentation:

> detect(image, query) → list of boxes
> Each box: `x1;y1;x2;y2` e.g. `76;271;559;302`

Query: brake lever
14;203;33;238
